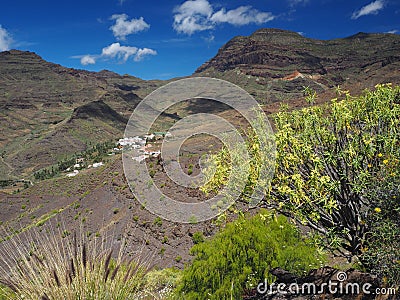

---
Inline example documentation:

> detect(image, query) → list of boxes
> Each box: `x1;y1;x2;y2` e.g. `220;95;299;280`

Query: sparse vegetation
187;164;194;175
153;216;162;226
159;247;166;256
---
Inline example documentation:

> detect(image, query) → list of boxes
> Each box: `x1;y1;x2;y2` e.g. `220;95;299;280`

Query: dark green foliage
191;232;204;244
0;180;14;187
360;175;400;286
153;217;162;226
34;140;115;181
176;210;325;299
187;164;194;175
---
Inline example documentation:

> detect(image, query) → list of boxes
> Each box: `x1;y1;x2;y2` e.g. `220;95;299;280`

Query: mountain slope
0;50;165;178
1;29;400;179
195;28;400;103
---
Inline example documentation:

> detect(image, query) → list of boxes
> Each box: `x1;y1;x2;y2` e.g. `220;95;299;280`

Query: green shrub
360;175;400;286
153;216;163;226
159;247;166;255
187;164;194;175
201;84;400;259
175;210;325;299
143;268;181;299
149;169;156;178
191;232;204;244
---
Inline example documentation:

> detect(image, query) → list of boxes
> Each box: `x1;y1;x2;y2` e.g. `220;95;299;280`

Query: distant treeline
34;140;116;181
0;179;31;189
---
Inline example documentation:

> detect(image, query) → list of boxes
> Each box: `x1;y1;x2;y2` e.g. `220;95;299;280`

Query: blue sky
0;0;399;80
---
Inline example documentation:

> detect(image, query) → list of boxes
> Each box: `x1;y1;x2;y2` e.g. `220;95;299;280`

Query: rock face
195;28;400;104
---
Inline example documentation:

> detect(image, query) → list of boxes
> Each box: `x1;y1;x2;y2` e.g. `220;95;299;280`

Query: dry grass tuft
0;225;158;299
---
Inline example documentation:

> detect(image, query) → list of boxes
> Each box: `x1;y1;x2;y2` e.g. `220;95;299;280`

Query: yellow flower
374;207;381;213
367;164;372;168
377;153;383;157
383;159;389;164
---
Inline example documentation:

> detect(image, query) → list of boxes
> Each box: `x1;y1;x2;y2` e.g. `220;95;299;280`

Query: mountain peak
249;28;305;41
0;49;43;60
195;28;400;103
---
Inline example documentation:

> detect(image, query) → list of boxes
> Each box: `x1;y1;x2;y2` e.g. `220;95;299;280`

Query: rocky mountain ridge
1;29;400;179
195;28;400;103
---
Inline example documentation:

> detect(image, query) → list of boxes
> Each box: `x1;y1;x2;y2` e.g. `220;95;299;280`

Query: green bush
201;84;400;259
360;175;400;286
191;232;205;244
175;210;325;299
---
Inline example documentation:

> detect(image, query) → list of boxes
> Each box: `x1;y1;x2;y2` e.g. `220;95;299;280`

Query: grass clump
0;227;152;300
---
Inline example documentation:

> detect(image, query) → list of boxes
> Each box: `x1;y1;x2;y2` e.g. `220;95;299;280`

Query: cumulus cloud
110;14;150;40
75;43;157;66
351;0;385;19
134;48;157;61
173;0;214;35
100;42;156;62
80;55;96;65
102;43;138;61
173;0;275;35
0;25;12;51
210;6;274;25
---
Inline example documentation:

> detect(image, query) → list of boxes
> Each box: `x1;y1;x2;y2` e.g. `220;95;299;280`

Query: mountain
0;29;400;269
1;30;400;179
0;50;165;179
195;28;400;104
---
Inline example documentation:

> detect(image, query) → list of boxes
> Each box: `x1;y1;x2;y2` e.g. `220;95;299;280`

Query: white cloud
210;6;274;25
76;43;157;66
102;43;138;61
173;0;275;35
110;14;150;40
0;25;12;51
101;42;156;62
134;48;157;61
80;55;96;65
173;0;214;35
351;0;385;19
175;0;213;18
386;30;398;34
